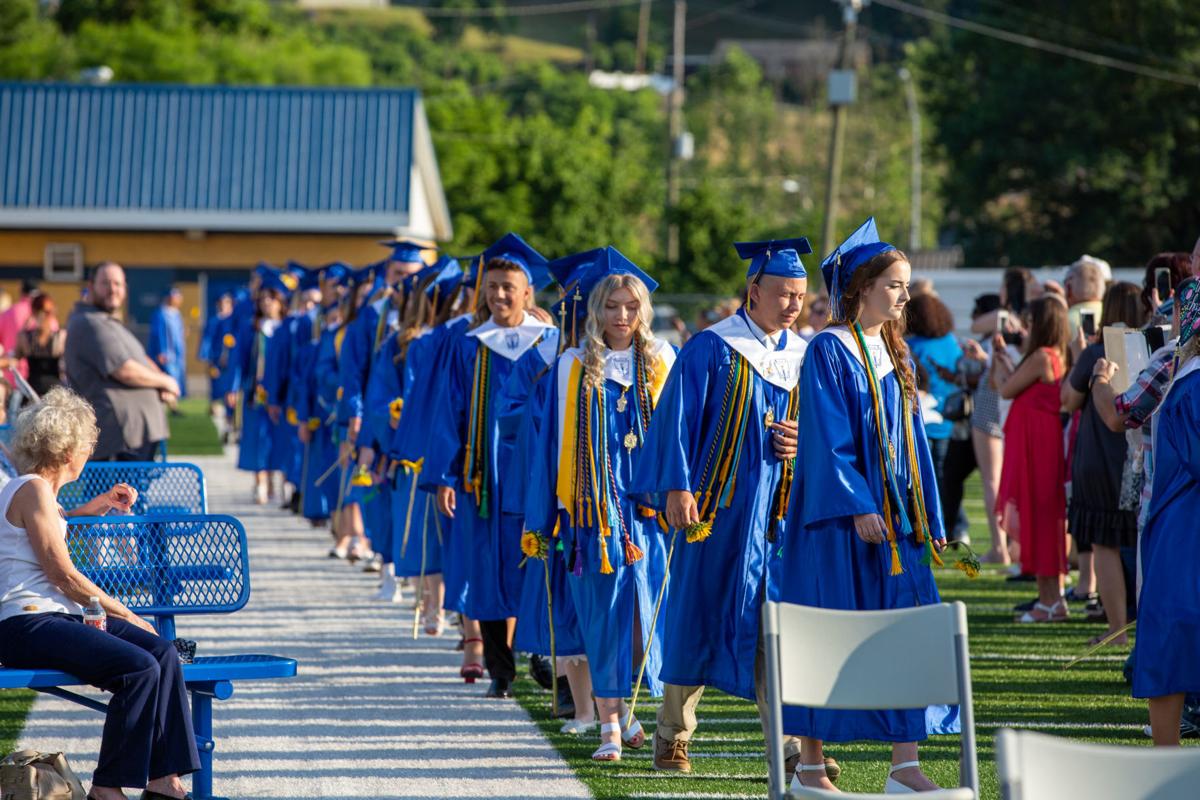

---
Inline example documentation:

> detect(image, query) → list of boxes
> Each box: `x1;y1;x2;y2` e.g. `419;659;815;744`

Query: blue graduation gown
421;315;559;621
509;361;584;659
294;325;344;520
237;319;288;473
627;316;805;701
148;306;187;397
780;327;951;743
524;345;676;694
1132;366;1200;699
388;321;468;580
338;298;395;432
361;331;406;564
200;314;238;402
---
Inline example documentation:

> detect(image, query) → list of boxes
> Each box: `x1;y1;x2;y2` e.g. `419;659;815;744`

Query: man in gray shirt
65;262;178;460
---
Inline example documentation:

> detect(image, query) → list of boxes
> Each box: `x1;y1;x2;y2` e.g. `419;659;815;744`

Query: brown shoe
653;735;692;773
784;753;841;784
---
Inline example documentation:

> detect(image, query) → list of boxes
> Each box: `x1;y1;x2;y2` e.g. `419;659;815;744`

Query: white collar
705;313;806;391
467;312;557;361
812;325;895;380
742;311;781;350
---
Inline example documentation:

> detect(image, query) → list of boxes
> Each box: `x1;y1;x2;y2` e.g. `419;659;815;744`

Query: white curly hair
10;387;99;474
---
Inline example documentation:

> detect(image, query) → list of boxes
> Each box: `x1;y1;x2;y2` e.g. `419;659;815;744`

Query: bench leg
190;691;218;800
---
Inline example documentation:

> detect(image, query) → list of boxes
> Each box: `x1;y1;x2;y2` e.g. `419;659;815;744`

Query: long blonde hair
581;274;655;389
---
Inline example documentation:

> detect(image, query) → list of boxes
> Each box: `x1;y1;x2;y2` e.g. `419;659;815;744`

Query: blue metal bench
0;514;297;800
59;462;207;515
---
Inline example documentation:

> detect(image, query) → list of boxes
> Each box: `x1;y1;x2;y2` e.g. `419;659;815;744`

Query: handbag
0;750;85;800
941;390;974;422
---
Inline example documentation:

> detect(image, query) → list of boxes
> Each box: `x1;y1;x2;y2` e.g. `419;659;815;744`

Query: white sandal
884;760;934;794
621;714;645;749
591;722;622;762
790;762;835;792
1016;600;1069;623
560;718;597;735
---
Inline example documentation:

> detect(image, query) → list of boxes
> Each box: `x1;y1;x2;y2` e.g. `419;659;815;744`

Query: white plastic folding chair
763;600;978;799
996;728;1200;800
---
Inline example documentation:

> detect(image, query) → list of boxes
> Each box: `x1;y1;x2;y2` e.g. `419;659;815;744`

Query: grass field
512;478;1165;800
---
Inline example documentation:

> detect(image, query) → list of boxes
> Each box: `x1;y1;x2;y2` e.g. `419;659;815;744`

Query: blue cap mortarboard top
253;262;279;282
482;232;552;291
734;237;813;281
820;217;897;318
320;262;352;285
259;268;295;299
548;248;605;288
426;256;464;299
379;238;428;265
551;246;658;324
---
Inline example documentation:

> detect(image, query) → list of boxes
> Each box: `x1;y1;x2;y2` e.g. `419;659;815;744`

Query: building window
43;243;84;281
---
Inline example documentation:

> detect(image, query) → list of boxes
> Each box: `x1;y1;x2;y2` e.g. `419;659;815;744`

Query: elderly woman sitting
0;388;199;800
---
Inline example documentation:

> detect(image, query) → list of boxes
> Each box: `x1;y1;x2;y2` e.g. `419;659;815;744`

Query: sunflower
350;465;373;487
254;385;268;405
389;397;404;421
941;540;982;579
520;531;548;561
222;333;235;349
286;408;299;426
307;417;321;431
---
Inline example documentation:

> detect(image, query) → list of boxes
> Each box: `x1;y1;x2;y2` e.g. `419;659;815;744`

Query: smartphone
1156;267;1173;302
1004;273;1027;315
1145;325;1166;353
995;309;1009;335
1080;309;1097;338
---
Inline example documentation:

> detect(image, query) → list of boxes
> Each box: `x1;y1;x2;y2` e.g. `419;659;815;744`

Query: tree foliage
913;0;1200;266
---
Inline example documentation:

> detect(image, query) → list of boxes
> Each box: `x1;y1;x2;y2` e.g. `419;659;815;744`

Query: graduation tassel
622;533;643;566
598;535;615;575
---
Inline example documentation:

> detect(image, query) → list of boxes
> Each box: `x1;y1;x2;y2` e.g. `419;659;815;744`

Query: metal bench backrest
66;514;249;639
60;462;207;515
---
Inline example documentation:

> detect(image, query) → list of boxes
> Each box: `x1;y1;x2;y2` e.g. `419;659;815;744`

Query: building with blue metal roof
0;81;452;376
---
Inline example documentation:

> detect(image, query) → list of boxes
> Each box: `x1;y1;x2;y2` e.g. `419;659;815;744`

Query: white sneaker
363;553;384;573
373;564;403;602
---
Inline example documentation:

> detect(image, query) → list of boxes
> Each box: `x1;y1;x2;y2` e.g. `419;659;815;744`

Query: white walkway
17;451;591;799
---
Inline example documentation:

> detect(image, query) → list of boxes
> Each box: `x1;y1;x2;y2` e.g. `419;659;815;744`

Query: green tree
913;0;1200;265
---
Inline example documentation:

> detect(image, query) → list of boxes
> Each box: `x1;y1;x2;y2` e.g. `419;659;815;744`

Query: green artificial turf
166;397;224;456
513;477;1174;800
0;689;34;757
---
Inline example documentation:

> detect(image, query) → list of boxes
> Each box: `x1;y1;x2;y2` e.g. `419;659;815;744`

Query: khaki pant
655;626;801;761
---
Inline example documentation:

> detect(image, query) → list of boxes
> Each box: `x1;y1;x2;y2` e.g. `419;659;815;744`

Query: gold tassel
638;506;656;518
889;540;903;576
623;538;644;566
599;540;615;574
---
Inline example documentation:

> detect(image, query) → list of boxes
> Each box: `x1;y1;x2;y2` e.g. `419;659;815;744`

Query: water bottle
83;596;107;632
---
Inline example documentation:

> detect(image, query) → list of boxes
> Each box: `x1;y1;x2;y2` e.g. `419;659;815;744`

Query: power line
872;0;1200;89
412;0;650;17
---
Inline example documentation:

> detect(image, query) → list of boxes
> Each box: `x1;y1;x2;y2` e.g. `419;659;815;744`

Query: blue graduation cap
548;248;605;289
253;262;279;282
734;237;812;281
259;268;296;299
426;256;464;299
379;238;428;265
551;246;658;325
319;261;352;286
481;233;552;291
287;261;320;292
820;217;897;318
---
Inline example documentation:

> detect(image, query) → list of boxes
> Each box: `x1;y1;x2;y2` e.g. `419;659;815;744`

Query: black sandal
140;791;192;800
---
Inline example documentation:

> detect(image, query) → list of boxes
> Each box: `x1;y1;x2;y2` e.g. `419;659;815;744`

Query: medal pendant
764;407;775;428
616;393;628;413
623;430;638;453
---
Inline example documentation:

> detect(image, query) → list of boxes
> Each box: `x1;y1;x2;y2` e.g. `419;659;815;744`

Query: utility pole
820;0;862;260
636;0;652;73
666;1;686;264
898;67;922;252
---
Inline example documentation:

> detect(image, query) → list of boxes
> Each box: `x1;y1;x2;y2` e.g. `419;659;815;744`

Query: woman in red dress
993;296;1070;622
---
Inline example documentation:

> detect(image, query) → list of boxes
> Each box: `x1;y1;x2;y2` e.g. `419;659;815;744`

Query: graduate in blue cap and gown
781;218;953;793
198;292;236;438
234;266;294;504
626;237;812;775
148;287;187;401
1132;277;1200;746
293;263;353;528
266;263;319;512
424;233;559;698
523;247;677;761
363;263;439;602
378;257;466;622
338;243;428;565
